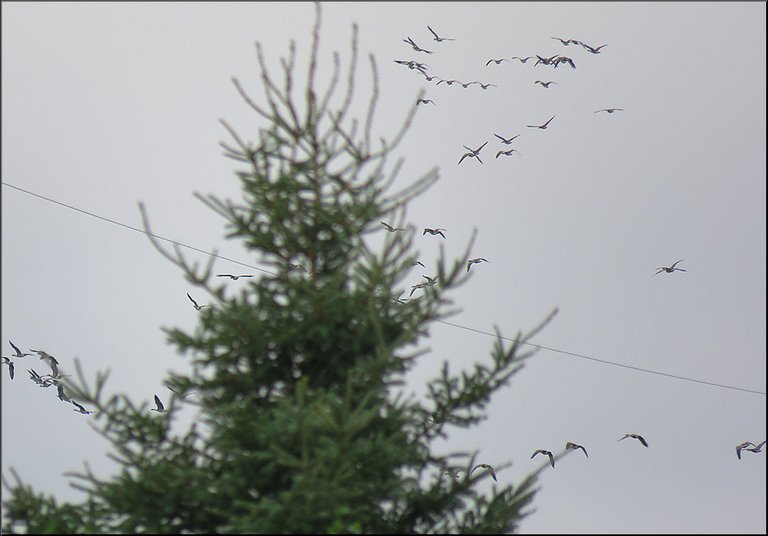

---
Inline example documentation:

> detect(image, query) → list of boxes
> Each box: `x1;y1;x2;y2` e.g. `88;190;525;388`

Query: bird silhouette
423;228;446;238
618;433;649;447
496;149;521;159
485;58;509;66
1;356;14;380
467;258;489;271
470;463;497;481
217;274;253;280
381;221;406;232
9;341;32;358
458;141;489;164
72;401;94;415
151;394;166;413
531;449;555;468
582;43;608;54
653;260;686;277
494;133;521;144
417;98;436;105
534;80;558;88
427;25;455;42
595;108;625;114
527;115;556;129
403;36;432;54
510;56;534;63
187;293;210;310
566;441;589;458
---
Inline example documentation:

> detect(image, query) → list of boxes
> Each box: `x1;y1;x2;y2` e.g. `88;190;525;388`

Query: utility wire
3;180;765;397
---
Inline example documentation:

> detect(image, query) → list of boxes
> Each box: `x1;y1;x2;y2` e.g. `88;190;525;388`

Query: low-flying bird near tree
151;394;166;413
72;401;94;414
422;228;446;238
217;274;254;280
187;293;210;310
618;433;649;447
467;258;489;271
381;221;407;232
653;259;686;277
531;449;555;468
470;463;497;481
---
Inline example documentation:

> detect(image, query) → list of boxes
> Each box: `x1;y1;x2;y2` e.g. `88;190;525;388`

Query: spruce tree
2;3;556;533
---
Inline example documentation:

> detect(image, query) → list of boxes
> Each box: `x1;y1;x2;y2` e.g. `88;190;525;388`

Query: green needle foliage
2;3;556;533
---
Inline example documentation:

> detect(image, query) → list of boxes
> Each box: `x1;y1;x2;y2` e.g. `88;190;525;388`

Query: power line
3;180;765;397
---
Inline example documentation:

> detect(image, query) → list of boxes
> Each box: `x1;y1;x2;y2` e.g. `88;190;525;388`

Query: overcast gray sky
2;2;766;533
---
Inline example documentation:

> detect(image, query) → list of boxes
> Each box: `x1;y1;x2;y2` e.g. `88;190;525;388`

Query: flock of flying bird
387;25;765;476
394;27;632;172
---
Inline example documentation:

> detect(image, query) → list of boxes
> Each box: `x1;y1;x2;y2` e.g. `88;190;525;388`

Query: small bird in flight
531;449;555;468
217;274;253;280
618;433;649;447
409;282;429;297
403;36;432;54
552;37;581;46
1;356;14;380
534;80;558;88
494;133;520;144
417;98;436;105
151;394;166;413
527;115;556;129
187;293;210;310
423;228;446;238
467;258;489;271
566;441;589;458
595;108;625;114
9;341;32;358
381;221;407;232
510;56;534;63
31;350;59;377
485;58;509;66
736;440;766;459
427;25;454;42
476;82;497;90
552;56;576;69
496;148;521;159
470;463;497;481
422;275;439;286
581;43;608;54
458;141;489;164
653;260;686;277
412;261;426;268
435;78;460;86
56;383;72;403
72;401;94;414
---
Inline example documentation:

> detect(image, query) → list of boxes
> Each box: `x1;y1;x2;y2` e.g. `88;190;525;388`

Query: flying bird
737;440;766;459
27;368;53;388
534;54;560;66
582;43;608;54
1;356;14;380
595;108;625;114
187;293;210;310
422;275;439;286
435;79;460;86
527;115;556;129
72;401;94;415
423;228;446;238
618;433;649;447
458;141;489;164
494;133;521;144
217;274;253;280
409;282;429;297
476;82;497;90
552;56;576;69
56;383;72;403
151;394;166;413
417;98;436;105
496;148;521;159
510;56;534;63
566;441;589;458
746;440;767;454
531;449;555;468
653;259;686;277
552;37;581;46
485;58;509;66
403;36;432;54
470;463;497;481
427;25;454;42
31;350;59;377
467;258;489;271
412;261;426;268
534;80;558;88
9;341;32;358
381;221;407;232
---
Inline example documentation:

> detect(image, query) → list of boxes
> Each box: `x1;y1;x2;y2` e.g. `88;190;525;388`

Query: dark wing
637;435;649;447
187;293;198;307
543;115;556;127
8;362;13;380
72;401;85;412
9;340;22;355
670;259;684;269
547;452;555;467
427;25;438;39
475;141;489;153
154;394;164;412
